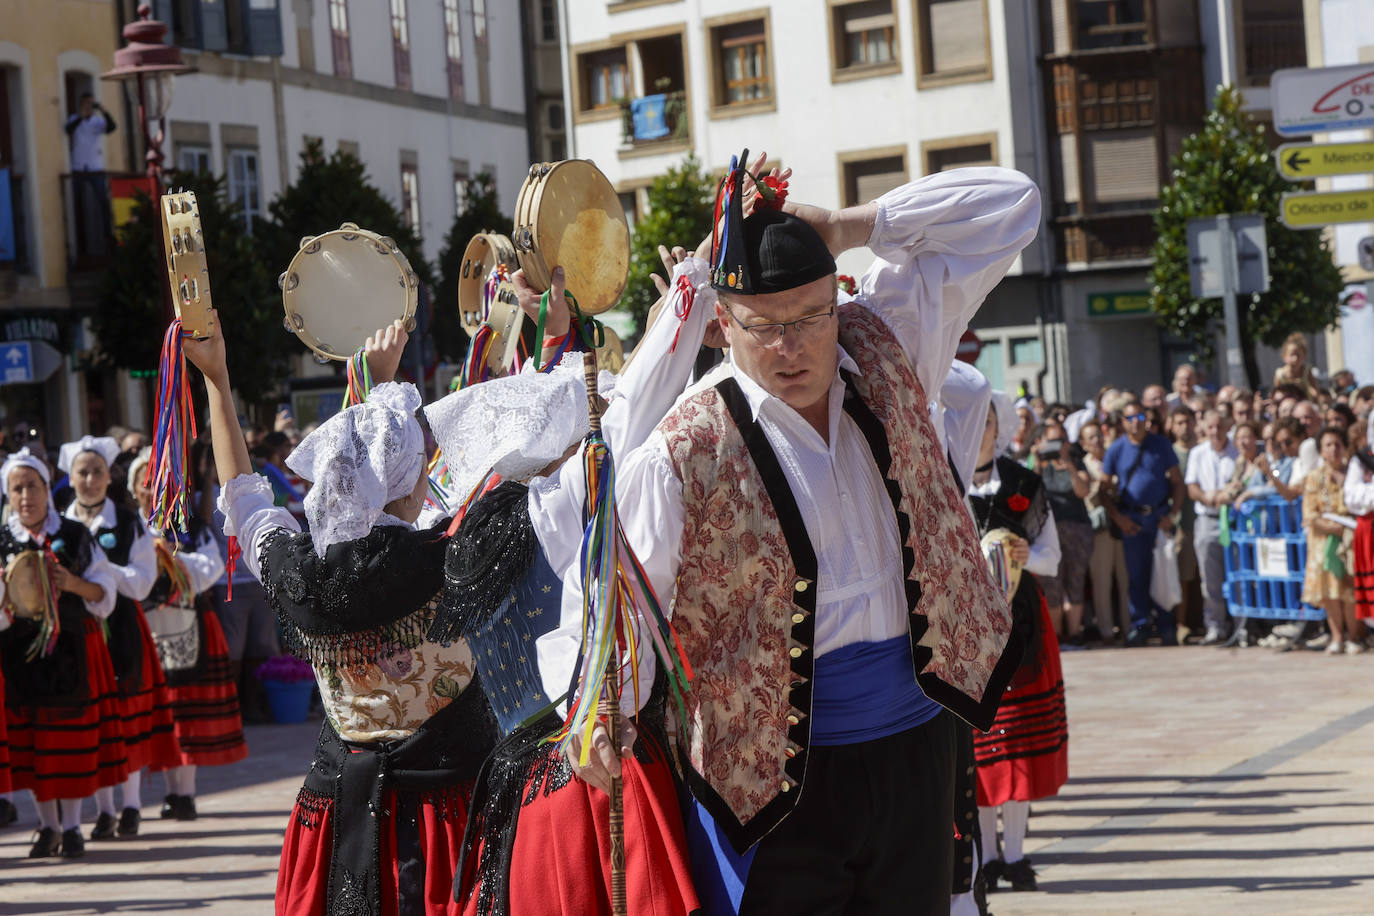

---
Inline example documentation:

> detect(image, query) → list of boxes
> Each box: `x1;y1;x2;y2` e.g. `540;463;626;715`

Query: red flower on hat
1007;494;1031;513
837;275;857;295
757;175;788;210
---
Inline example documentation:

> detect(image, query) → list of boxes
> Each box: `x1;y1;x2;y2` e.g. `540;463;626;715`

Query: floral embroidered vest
657;303;1021;852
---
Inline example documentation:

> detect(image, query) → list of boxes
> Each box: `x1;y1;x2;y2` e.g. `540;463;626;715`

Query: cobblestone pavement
3;646;1371;914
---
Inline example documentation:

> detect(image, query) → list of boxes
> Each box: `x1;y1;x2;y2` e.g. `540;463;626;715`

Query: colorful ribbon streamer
146;320;199;538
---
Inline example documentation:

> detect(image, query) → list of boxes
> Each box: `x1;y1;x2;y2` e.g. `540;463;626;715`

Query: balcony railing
620;91;689;147
1243;20;1306;83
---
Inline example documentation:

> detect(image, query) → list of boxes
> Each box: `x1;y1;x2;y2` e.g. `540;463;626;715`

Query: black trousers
739;711;957;916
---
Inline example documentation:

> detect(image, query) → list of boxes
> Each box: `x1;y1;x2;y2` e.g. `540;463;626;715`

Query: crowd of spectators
1007;333;1374;653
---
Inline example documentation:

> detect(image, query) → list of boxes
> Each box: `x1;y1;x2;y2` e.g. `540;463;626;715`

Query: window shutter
247;0;284;57
1088;130;1158;203
928;0;987;73
856;168;906;203
200;0;228;51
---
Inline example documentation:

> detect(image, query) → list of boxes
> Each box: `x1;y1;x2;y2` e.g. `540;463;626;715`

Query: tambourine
595;326;625;374
459;232;525;374
513;160;629;315
279;223;419;361
4;551;56;622
980;528;1024;604
161;191;214;339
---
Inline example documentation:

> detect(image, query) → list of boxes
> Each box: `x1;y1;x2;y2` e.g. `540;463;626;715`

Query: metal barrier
1223;495;1324;621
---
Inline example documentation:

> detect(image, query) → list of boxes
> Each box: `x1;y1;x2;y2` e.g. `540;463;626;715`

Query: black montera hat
710;149;836;295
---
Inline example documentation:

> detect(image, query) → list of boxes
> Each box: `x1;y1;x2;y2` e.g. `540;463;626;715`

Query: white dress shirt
1345;455;1374;516
538;167;1043;712
1184;439;1239;517
65;497;158;602
67;112;110;172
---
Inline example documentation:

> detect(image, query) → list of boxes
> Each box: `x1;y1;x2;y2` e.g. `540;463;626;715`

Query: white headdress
127;446;153;497
423;352;591;504
285;382;426;555
2;447;59;540
57;435;122;474
991;390;1018;458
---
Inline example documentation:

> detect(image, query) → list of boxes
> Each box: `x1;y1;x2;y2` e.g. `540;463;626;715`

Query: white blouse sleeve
181;532;227;597
112;517;159;602
940;360;992;489
1345;456;1374;516
856;167;1041;397
216;473;300;583
536;433;685;717
80;542;120;619
1025;505;1062;578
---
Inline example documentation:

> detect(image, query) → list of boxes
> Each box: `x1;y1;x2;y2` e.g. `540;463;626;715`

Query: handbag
144;604;207;684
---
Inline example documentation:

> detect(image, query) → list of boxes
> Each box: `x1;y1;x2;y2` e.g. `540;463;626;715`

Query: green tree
432;172;506;363
621;154;717;333
96;171;285;405
1149;85;1345;387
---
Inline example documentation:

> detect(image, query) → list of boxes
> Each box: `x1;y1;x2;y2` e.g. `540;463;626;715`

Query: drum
980;528;1024;604
512;160;629;315
460;232;525;374
4;551;55;622
279;223;419;361
161;191;215;339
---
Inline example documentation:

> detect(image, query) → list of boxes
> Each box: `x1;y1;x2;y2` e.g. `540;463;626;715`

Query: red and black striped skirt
974;591;1069;808
115;604;183;772
0;663;10;794
156;609;248;768
1355;515;1374;622
5;617;130;801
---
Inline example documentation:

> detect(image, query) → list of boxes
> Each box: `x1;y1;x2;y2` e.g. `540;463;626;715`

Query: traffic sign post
1273;65;1374;136
1187;214;1270;387
1360;236;1374;272
1280;189;1374;229
1276;141;1374;181
1;342;33;384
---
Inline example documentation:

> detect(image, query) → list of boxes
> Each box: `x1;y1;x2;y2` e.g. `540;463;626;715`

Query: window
832;1;897;72
453;161;469;215
540;0;558;42
578;48;628;111
840;151;907;206
923;137;996;173
338;139;360;160
400;160;421;232
329;0;351;79
177;144;212;174
1011;337;1043;366
974;338;1004;390
1085;129;1159;205
391;0;411;90
547;103;564;132
618;190;640;231
709;17;773;108
1076;0;1148;50
914;0;990;83
443;0;464;100
226;148;261;232
473;0;487;43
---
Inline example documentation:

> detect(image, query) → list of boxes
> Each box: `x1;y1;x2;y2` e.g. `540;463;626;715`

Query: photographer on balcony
64;93;116;258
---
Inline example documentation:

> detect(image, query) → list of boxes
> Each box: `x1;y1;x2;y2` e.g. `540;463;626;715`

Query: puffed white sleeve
1345;456;1374;516
80;542;120;619
180;532;227;597
216;473;301;583
940;359;992;490
1025;505;1062;578
856;167;1041;397
536;433;685;717
112;517;159;602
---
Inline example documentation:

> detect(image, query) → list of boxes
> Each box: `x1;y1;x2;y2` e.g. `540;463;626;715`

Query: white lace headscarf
424;352;591;503
991;390;1017;458
285;382;426;556
57;436;122;475
2;447;60;541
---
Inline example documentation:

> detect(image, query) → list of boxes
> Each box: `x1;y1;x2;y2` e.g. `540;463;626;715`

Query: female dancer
967;392;1068;893
127;445;248;819
59;435;181;838
0;448;126;858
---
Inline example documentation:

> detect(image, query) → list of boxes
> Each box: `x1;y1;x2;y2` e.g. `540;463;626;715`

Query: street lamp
102;3;194;185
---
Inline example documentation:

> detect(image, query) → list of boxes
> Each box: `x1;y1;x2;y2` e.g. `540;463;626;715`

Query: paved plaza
2;646;1371;914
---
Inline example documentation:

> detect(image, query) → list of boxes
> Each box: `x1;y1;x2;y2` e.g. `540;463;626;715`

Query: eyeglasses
725;305;836;347
1124;412;1148;423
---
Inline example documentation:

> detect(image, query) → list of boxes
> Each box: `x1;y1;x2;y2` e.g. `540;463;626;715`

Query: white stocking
978;805;999;863
60;797;84;831
122;770;142;810
95;785;117;816
1002;799;1031;864
35;798;59;831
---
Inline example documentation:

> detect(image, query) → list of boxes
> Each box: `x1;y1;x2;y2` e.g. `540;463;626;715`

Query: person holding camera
64;92;117;258
1034;421;1093;646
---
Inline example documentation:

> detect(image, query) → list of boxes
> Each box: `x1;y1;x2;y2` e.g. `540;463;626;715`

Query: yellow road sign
1276;141;1374;180
1280;189;1374;229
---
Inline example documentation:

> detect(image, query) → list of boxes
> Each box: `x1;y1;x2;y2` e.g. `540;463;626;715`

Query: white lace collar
7;506;62;544
63;496;117;533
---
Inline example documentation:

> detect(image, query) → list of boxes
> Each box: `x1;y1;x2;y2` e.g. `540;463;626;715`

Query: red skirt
459;745;699;916
116;605;183;772
1355;515;1374;621
974;593;1068;807
6;618;130;801
276;784;472;916
154;610;248;768
0;661;10;794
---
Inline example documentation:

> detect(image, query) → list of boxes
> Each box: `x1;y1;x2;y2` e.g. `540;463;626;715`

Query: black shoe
161;794;180;819
982;858;1005;893
1004;857;1038;891
89;811;117;841
1159;630;1179;647
0;797;17;827
60;827;86;858
117;807;141;837
1123;629;1148;648
28;827;61;858
173;795;198;821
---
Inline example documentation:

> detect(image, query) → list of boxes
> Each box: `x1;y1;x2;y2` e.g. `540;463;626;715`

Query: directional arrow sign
1276;141;1374;181
0;342;32;384
1280;189;1374;229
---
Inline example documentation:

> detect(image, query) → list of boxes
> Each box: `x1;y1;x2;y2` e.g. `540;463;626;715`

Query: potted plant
256;655;317;724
